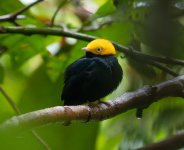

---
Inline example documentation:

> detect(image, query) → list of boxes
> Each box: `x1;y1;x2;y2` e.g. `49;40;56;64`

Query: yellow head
82;39;116;55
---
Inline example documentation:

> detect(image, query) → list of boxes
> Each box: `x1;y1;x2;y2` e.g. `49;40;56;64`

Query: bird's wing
64;57;111;86
62;57;112;103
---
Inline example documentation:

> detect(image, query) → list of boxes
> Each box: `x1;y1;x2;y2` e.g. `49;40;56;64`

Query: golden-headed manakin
61;39;122;105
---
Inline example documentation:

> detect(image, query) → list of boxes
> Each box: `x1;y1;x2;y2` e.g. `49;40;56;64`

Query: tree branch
0;26;184;68
114;44;184;66
138;131;184;150
1;75;184;135
0;26;96;40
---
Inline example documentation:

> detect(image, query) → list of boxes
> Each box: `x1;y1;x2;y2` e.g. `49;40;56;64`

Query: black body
61;52;122;105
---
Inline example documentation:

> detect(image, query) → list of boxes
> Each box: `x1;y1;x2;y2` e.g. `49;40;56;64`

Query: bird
61;39;123;105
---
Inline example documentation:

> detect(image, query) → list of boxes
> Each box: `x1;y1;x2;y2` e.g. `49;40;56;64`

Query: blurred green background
0;0;184;149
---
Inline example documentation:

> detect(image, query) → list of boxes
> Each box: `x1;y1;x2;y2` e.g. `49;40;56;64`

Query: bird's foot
87;100;111;109
97;100;111;107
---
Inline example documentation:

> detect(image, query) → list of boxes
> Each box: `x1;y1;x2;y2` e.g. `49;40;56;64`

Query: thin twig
148;60;178;77
81;19;113;31
31;130;51;150
50;0;69;27
0;86;21;114
0;85;51;150
13;0;44;17
0;0;44;23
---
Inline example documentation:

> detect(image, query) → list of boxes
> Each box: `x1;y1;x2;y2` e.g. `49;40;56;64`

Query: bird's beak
81;47;89;52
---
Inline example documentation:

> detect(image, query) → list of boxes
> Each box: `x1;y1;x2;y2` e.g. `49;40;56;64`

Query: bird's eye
96;47;102;52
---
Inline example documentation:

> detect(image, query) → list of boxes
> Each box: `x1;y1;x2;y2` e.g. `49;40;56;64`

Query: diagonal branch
0;26;184;68
147;60;178;77
0;86;21;114
50;0;69;27
114;43;184;66
1;75;184;135
138;131;184;150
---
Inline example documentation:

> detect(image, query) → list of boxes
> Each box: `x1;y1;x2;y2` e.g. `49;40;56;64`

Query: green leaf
0;0;23;15
0;35;45;67
92;0;116;19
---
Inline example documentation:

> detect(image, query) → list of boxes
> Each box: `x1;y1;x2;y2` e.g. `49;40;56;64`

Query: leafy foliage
0;0;184;149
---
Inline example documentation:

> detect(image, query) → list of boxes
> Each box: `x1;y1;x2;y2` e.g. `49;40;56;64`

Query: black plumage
61;52;122;105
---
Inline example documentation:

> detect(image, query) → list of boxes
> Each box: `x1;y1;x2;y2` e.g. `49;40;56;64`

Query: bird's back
62;55;122;105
